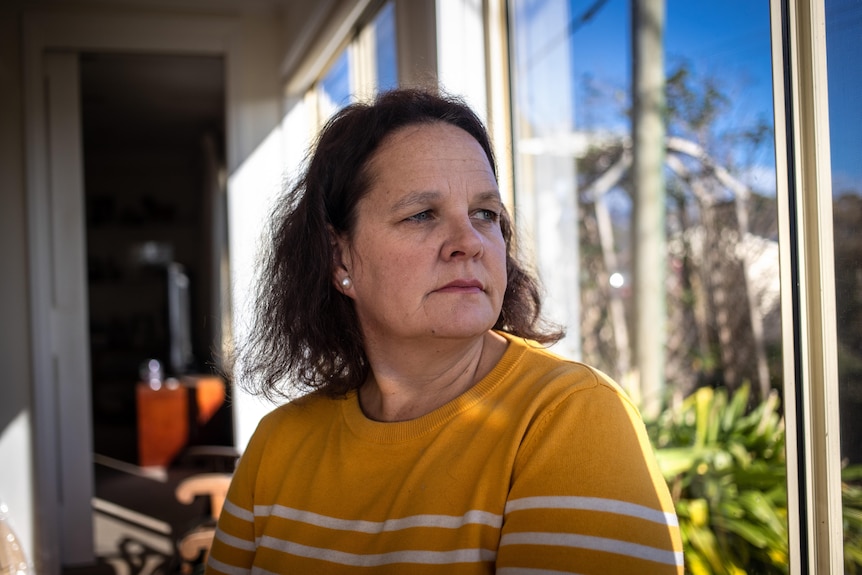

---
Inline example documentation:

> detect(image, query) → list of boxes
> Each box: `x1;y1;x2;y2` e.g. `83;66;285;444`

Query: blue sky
566;1;773;114
557;0;861;195
825;0;862;196
558;0;777;193
328;0;859;196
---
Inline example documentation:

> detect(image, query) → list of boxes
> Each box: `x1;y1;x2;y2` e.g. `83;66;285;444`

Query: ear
329;226;354;296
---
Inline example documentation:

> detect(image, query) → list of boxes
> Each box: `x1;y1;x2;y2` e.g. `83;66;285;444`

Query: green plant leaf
650;385;862;572
845;465;862;482
723;382;749;432
720;516;770;548
685;522;726;572
655;446;701;479
694;387;714;449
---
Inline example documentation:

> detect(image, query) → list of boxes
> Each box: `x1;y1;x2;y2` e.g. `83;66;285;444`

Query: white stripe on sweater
223;499;255;522
254;504;503;533
505;496;678;526
259;536;497;566
206;555;251;575
214;528;257;552
499;531;684;566
497;569;585;575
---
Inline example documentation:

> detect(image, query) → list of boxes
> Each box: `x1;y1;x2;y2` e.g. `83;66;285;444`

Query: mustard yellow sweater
206;333;683;574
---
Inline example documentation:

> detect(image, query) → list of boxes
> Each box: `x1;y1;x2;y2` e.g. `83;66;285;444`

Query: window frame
772;0;845;571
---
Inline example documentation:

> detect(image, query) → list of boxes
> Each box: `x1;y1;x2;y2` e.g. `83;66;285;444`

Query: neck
359;330;507;422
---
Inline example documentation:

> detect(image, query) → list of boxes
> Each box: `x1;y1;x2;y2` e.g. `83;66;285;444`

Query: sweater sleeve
205;418;268;575
496;371;684;574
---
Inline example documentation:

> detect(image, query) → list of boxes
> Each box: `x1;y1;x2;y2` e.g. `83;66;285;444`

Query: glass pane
825;0;862;569
319;49;352;120
509;0;785;571
374;1;399;92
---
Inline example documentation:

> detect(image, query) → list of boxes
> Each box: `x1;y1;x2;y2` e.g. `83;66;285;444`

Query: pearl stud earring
341;276;352;290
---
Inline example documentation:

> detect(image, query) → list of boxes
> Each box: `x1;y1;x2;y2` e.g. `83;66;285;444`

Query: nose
442;215;484;260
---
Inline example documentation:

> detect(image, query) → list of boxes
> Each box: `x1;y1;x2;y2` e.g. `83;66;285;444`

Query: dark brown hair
235;88;563;401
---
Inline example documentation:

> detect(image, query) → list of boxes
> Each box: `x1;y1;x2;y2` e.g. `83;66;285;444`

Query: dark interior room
75;52;236;574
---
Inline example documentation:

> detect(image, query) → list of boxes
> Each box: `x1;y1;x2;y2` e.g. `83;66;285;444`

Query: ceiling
80;52;225;150
72;0;343;150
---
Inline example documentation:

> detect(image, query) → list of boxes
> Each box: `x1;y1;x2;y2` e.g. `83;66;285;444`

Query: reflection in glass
319;49;352;121
375;1;398;92
510;0;581;361
509;0;785;570
825;0;862;568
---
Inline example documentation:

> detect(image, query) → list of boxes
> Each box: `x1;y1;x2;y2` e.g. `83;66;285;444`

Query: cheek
354;243;424;286
490;237;508;273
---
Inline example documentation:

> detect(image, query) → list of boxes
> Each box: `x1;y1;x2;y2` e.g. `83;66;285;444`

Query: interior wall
0;11;36;565
225;11;293;450
229;11;285;174
13;4;289;570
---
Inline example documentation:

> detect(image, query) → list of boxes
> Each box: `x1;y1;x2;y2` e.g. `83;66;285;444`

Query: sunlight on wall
228;97;311;451
0;410;34;569
228;123;285;450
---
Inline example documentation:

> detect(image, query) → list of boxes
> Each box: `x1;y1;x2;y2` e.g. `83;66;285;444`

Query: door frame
23;11;239;572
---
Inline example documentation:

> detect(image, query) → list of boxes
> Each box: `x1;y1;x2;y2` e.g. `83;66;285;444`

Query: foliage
647;384;862;573
846;465;862;574
576;59;780;399
647;384;788;573
666;61;730;141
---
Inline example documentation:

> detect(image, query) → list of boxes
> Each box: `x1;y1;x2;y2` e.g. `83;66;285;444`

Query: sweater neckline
340;332;527;443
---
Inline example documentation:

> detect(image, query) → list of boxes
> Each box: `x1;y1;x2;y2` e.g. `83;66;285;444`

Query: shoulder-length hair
234;87;563;401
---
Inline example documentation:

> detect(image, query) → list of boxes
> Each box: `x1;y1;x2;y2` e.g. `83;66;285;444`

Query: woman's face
334;122;507;346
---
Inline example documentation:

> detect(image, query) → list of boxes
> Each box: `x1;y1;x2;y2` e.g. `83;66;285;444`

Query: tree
631;0;667;416
576;60;779;403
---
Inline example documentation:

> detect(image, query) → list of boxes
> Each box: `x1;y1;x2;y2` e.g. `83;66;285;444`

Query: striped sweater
206;332;683;574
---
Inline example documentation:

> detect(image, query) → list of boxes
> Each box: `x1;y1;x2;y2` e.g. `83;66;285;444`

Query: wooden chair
174;473;233;574
0;512;29;575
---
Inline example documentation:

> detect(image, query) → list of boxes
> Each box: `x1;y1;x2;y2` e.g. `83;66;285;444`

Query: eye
473;209;501;223
406;210;434;223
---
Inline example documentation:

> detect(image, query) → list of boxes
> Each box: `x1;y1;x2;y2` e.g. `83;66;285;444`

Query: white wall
225;11;297;451
5;4;290;570
0;12;36;567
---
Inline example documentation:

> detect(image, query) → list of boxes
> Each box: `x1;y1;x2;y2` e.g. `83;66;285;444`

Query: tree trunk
631;0;667;417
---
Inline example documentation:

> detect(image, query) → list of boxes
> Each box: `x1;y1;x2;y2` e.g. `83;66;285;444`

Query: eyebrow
390;190;503;213
390;191;441;213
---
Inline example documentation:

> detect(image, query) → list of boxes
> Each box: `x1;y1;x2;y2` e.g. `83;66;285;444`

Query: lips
436;279;484;293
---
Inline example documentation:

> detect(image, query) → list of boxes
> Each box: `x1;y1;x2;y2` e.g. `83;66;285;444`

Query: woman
206;88;683;574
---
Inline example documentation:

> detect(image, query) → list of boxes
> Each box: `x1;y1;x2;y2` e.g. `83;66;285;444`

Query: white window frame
771;0;845;571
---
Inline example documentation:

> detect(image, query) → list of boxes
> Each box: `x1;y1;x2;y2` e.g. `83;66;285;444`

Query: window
274;0;859;567
313;2;399;125
317;49;352;123
374;1;398;92
825;0;862;560
509;0;786;569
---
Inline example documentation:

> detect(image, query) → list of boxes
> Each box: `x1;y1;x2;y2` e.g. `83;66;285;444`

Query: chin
427;319;496;339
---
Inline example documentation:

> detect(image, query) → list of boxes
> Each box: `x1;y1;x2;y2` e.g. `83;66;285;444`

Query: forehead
365;122;495;185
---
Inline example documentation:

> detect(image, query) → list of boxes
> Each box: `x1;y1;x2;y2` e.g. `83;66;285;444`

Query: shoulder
230;391;346;495
254;390;339;434
240;391;342;461
498;332;637;414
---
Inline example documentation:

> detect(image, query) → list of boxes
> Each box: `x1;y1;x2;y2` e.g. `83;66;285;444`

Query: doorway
77;52;235;571
25;13;247;569
80;52;233;465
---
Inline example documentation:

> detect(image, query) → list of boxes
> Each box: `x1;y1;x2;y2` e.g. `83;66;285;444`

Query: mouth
435;279;484;293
